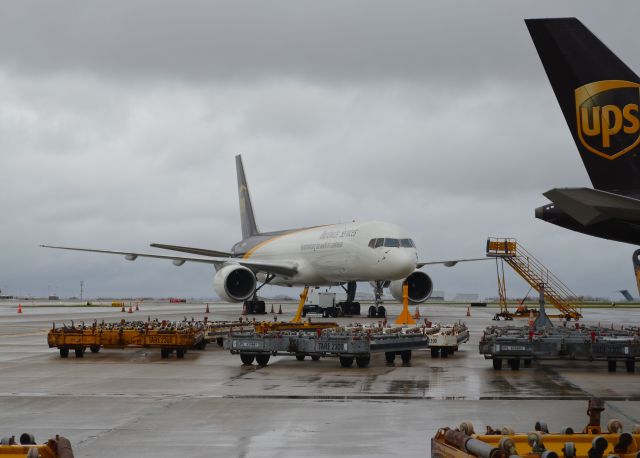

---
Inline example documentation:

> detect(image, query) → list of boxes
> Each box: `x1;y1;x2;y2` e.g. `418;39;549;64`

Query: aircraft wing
543;187;640;226
149;243;232;257
418;258;490;268
40;245;298;277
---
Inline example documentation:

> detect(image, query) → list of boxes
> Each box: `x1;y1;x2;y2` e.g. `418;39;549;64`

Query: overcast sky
1;1;639;300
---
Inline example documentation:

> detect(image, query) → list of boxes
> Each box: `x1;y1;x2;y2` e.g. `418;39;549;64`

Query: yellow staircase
486;237;582;320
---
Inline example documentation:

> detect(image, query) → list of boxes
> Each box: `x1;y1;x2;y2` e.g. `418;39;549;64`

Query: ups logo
575;80;640;160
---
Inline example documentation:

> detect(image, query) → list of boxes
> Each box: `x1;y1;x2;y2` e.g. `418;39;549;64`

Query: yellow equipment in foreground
47;322;205;358
395;282;416;325
291;286;310;323
432;399;639;458
0;435;73;457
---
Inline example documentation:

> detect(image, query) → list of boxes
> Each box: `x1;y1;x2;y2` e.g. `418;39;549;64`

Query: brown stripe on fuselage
241;225;329;259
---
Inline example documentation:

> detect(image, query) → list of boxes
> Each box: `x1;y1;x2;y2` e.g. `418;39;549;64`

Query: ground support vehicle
48;321;205;359
431;398;640;458
243;299;266;314
204;321;254;346
302;291;361;317
479;324;640;371
224;324;436;367
429;323;470;358
0;434;73;457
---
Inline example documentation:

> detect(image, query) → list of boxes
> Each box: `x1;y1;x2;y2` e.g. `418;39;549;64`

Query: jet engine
389;270;433;304
213;264;256;302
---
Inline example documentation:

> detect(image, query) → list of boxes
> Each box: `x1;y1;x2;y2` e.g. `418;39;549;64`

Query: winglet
236;155;260;239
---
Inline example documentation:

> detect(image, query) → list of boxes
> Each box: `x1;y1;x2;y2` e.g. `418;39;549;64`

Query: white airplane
42;155;483;316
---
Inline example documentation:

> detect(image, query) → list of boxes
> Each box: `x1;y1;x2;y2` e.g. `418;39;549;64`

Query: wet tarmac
1;300;639;457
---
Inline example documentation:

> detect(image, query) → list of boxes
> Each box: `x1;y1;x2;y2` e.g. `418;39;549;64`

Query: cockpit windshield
368;238;415;248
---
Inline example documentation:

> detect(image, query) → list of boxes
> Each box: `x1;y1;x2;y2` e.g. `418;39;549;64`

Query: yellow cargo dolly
432;399;640;458
253;320;339;334
0;434;73;457
47;322;205;359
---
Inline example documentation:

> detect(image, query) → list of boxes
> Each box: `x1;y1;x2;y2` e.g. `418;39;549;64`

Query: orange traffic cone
466;306;471;317
17;304;22;314
135;303;139;311
413;306;420;319
270;304;274;313
205;303;210;314
277;304;282;314
121;304;125;312
128;305;133;314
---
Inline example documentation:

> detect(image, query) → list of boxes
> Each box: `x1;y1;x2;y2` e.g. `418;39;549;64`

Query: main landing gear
243;274;275;314
337;281;361;316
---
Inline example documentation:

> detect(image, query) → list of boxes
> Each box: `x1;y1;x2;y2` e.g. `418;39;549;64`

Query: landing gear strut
337;281;361;316
367;281;386;318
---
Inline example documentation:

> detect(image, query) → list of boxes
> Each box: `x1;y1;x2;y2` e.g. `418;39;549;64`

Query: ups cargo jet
42;155;481;316
527;18;640;245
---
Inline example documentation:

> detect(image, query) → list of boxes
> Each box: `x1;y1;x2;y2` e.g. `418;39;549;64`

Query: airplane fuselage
230;220;417;286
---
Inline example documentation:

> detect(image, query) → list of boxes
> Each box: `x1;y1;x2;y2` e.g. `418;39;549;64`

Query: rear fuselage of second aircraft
231;221;417;286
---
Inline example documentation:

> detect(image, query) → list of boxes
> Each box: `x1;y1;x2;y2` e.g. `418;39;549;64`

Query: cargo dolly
48;320;205;359
224;324;439;367
479;324;640;372
428;323;470;358
204;320;254;346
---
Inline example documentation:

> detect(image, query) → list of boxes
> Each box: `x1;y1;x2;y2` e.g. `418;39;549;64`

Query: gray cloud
0;1;638;300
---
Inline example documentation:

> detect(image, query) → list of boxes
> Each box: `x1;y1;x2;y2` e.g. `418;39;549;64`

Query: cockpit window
370;237;414;248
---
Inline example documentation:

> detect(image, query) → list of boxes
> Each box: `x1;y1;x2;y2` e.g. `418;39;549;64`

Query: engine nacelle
213;264;256;302
389;270;433;304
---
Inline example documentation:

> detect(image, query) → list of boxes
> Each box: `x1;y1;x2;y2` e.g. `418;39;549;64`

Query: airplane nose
393;249;417;277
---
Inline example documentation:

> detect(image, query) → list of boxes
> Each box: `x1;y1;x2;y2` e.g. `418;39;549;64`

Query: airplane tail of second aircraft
526;17;640;195
235;155;260;239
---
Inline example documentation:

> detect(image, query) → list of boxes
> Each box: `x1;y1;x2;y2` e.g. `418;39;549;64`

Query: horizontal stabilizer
150;243;232;258
543;187;640;225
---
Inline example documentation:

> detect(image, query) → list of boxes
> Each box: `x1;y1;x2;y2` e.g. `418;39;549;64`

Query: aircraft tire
377;306;386;318
368;306;377;318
